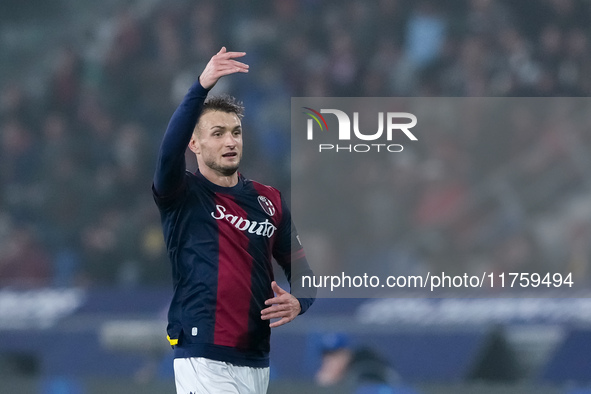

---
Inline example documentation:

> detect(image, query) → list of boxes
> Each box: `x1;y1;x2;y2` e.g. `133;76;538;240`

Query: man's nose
224;133;237;146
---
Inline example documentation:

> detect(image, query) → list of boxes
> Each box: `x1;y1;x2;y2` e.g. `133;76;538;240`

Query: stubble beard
205;156;240;177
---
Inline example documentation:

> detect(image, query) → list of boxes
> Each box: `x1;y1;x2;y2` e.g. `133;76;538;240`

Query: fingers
213;56;247;71
261;295;299;328
262;282;300;328
216;47;245;60
223;60;249;72
214;48;246;60
211;64;248;79
261;307;295;328
199;48;248;89
264;282;287;306
210;56;249;76
228;59;249;68
221;51;246;59
261;298;292;318
261;310;289;321
264;291;288;307
261;302;291;316
270;317;291;328
271;281;287;295
264;297;279;306
213;57;248;67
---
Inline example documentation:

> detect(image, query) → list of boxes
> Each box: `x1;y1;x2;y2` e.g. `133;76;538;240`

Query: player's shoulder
241;175;282;198
180;170;212;195
185;169;198;178
240;174;288;219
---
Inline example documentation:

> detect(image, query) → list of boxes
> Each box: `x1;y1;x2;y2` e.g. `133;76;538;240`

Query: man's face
191;110;243;176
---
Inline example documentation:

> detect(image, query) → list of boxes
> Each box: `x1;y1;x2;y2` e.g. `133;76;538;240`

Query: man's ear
189;133;200;154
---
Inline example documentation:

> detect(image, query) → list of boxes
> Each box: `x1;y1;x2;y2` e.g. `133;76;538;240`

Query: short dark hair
202;95;245;119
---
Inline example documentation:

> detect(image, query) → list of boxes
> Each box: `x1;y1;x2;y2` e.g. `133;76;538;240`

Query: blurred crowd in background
2;0;591;288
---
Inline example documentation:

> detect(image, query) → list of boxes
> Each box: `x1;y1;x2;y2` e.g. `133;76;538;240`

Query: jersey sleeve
153;79;209;200
273;196;316;314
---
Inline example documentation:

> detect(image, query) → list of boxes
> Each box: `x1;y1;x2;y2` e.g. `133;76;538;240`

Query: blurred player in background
152;47;315;394
315;332;410;394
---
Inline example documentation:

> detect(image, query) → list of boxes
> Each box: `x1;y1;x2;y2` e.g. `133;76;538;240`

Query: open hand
199;47;249;89
261;281;301;328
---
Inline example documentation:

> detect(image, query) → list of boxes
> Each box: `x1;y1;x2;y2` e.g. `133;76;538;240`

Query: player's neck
199;167;239;187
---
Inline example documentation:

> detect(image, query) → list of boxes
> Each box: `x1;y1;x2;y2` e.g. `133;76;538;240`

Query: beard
204;156;240;176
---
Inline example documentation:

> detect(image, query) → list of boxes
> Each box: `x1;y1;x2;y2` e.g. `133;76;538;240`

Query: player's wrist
197;76;211;90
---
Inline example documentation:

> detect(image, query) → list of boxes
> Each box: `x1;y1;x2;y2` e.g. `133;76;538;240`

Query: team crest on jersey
257;196;276;216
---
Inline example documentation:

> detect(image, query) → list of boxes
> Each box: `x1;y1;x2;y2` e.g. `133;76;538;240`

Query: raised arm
153;47;249;196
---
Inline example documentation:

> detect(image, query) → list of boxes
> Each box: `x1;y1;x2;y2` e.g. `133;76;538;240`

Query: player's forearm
153;80;209;195
282;255;317;315
296;260;316;314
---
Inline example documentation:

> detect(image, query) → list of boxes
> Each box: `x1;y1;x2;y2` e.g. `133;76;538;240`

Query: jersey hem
173;343;270;368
